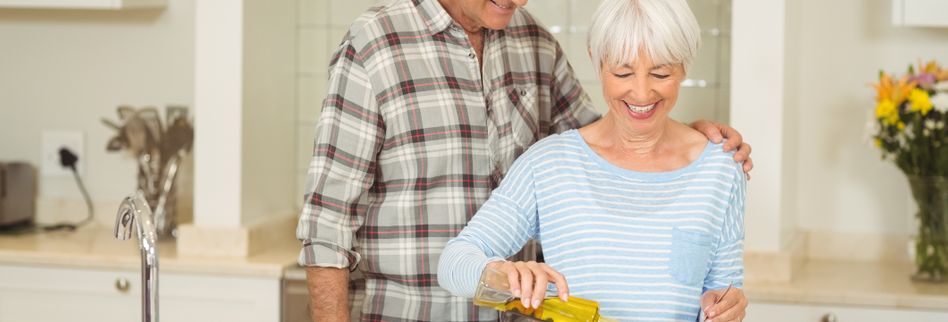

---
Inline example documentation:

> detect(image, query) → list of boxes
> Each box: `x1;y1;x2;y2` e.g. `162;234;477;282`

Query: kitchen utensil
138;107;163;145
152;116;192;237
165;105;188;125
117;105;136;121
122;112;160;195
715;283;733;305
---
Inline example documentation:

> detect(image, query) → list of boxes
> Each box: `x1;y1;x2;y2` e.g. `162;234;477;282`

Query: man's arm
306;267;349;322
297;38;381;322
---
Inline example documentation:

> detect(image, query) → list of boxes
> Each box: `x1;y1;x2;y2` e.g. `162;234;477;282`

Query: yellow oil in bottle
477;296;616;322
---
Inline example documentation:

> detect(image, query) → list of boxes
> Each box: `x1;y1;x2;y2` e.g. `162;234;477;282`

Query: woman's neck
593;113;673;159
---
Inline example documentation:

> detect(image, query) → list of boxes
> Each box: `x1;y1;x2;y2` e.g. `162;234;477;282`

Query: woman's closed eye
610;72;670;79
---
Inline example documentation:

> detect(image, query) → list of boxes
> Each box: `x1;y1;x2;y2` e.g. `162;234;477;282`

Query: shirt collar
416;0;456;34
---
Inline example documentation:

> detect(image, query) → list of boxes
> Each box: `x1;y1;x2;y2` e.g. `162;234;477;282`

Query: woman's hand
700;287;747;322
690;120;754;179
486;260;569;309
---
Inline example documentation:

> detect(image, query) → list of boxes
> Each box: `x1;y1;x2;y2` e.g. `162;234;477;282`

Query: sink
114;190;159;322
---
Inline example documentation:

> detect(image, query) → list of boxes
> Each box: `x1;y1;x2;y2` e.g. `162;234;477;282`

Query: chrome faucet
114;190;159;322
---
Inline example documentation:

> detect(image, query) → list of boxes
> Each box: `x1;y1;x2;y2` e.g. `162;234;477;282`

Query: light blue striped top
438;129;746;322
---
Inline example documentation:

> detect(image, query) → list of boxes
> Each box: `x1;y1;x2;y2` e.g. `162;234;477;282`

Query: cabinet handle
820;313;838;322
115;278;131;293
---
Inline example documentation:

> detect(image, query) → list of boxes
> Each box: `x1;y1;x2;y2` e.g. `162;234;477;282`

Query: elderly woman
437;0;747;321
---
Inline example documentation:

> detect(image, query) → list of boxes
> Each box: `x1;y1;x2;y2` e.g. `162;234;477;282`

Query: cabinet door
0;265;138;322
162;271;280;322
748;302;948;322
0;264;281;322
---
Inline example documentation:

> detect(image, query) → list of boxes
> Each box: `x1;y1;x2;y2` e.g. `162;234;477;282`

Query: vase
907;175;948;283
137;164;178;239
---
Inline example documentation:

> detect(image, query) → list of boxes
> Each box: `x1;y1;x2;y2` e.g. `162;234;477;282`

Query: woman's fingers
515;263;535;308
504;264;522;298
709;302;744;322
540;264;569;301
527;262;548;308
707;288;747;322
494;261;569;309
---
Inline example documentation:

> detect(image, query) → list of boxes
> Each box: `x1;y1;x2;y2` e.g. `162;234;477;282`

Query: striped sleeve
296;39;382;270
437;152;541;298
704;164;747;291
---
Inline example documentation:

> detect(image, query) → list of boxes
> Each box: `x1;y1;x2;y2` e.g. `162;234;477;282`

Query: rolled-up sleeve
296;40;382;270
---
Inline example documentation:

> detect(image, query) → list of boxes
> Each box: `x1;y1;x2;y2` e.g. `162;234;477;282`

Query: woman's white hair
587;0;701;72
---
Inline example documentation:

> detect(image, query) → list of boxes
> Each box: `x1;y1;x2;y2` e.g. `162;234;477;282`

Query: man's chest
368;36;556;175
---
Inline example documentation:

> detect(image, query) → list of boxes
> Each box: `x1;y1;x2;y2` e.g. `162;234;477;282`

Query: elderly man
297;0;752;321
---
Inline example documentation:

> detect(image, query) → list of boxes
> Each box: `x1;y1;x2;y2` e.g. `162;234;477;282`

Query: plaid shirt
297;0;599;320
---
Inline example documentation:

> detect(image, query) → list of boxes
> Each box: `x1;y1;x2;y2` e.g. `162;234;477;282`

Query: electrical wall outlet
41;131;84;178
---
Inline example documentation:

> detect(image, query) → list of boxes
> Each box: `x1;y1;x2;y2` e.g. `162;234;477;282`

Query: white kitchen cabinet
892;0;948;27
747;302;948;322
0;0;165;9
0;264;280;322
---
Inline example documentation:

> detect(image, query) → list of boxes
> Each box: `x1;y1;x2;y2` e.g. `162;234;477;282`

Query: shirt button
468;53;476;59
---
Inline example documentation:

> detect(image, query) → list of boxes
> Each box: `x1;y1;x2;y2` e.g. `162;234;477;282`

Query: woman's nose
627;79;654;102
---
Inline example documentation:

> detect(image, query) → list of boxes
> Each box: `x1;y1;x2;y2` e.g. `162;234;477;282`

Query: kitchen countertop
284;258;948;311
4;226;948;310
0;226;298;278
746;259;948;311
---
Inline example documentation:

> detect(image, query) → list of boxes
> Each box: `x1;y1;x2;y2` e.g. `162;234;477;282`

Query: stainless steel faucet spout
114;190;159;322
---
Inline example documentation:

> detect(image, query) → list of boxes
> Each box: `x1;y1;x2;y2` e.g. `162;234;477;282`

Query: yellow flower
908;88;933;115
875;99;900;125
874;139;882;148
898;122;906;130
921;60;941;75
873;72;916;105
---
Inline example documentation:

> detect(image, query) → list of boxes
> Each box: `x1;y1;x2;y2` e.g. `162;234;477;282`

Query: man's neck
438;0;483;34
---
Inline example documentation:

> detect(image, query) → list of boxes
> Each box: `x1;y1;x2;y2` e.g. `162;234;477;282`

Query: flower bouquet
871;60;948;282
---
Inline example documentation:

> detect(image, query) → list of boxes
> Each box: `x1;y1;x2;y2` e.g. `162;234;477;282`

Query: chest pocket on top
669;228;714;286
498;84;540;151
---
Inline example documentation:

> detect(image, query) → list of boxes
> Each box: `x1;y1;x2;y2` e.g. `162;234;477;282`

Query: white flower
925;119;937;129
933;92;948;113
936;81;948;92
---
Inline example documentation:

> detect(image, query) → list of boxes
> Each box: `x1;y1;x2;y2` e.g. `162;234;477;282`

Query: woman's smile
624;99;661;120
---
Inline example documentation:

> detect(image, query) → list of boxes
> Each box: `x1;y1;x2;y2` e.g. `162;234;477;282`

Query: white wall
731;0;790;253
790;0;948;236
294;0;734;202
0;3;194;225
241;0;298;225
192;0;298;228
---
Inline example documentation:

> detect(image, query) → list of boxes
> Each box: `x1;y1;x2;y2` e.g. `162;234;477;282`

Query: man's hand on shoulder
690;120;754;179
